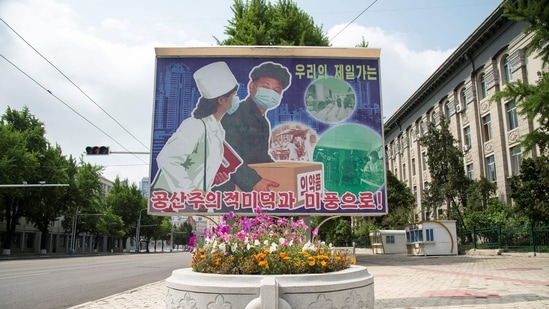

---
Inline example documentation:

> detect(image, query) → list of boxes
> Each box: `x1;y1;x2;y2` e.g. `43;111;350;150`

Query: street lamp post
170;217;174;252
70;210;104;255
70;208;79;255
135;208;147;253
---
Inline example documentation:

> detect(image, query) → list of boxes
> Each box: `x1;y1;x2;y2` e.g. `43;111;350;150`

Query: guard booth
405;220;457;256
369;230;406;254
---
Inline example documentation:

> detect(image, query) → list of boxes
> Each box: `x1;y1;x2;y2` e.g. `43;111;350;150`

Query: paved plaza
70;252;549;309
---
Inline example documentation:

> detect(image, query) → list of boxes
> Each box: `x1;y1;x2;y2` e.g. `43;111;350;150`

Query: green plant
191;209;354;275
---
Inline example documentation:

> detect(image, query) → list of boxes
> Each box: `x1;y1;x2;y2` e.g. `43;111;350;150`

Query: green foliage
383;170;415;228
0;106;63;251
492;72;549;155
503;0;549;67
107;177;147;246
463;177;526;228
510;157;549;224
218;0;329;46
419;115;469;228
356;36;369;48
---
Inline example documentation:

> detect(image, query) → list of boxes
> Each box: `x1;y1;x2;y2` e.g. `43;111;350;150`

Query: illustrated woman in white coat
151;61;240;195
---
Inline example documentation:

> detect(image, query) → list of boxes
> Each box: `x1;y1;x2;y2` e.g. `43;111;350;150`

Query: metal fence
457;224;549;253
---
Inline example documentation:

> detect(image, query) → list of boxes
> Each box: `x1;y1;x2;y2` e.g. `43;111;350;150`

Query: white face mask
226;96;240;115
253;87;281;109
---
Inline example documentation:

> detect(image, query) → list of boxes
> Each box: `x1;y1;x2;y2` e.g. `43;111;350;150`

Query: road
0;252;190;309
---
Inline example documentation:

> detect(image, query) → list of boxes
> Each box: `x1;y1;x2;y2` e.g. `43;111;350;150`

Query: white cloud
328;23;453;117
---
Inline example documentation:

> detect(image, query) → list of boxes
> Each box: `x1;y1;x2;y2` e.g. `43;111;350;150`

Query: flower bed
191;209;354;275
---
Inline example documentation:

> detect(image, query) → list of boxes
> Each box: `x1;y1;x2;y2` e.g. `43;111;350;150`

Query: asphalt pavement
60;250;549;309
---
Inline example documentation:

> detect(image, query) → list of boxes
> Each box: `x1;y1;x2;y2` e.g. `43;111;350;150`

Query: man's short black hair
250;62;291;89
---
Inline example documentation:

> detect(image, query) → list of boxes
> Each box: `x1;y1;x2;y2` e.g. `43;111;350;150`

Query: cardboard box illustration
249;162;323;208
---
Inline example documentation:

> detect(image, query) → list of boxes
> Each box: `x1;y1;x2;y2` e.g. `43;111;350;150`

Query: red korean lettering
357;192;376;209
323;192;340;210
204;191;222;210
304;192;322;210
258;191;276;209
277;191;296;209
169;192;186;210
340;192;358;209
150;191;170;210
222;191;240;210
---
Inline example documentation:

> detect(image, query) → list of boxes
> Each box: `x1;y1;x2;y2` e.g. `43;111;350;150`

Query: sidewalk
69;252;549;309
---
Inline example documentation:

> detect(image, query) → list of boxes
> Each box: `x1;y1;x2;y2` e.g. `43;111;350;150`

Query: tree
462;177;524;228
493;0;549;155
24;144;70;253
509;156;549;224
61;158;106;252
491;1;549;225
382;170;416;228
0;107;46;253
107;177;147;250
218;0;329;46
419;115;470;229
503;0;549;66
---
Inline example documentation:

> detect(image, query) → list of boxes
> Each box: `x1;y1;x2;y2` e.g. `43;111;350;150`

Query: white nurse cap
193;61;238;99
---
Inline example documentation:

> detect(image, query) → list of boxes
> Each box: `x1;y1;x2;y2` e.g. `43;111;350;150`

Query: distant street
0;252;190;309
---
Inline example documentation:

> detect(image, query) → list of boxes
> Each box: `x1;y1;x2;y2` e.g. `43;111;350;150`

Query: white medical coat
151;115;224;193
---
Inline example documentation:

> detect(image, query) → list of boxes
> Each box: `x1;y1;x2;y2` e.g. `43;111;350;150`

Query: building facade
0;176;116;255
384;3;543;221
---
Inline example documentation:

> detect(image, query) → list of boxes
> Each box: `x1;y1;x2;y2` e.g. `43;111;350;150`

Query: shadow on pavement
355;253;499;267
375;293;549;308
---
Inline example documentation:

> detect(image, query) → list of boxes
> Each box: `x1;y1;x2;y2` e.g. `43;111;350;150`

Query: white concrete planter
166;265;374;309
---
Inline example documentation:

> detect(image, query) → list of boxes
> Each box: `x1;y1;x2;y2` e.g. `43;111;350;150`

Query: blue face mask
253;87;281;110
226;96;240;115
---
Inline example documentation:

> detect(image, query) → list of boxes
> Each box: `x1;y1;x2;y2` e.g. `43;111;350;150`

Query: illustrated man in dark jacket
217;61;291;192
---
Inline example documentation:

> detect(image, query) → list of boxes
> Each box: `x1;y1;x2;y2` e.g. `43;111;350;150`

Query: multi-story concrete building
139;177;150;197
384;3;543;221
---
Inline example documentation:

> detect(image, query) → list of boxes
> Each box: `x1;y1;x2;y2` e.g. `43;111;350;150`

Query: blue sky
0;0;502;185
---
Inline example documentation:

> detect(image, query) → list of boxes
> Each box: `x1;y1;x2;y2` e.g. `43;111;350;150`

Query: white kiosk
405;220;457;256
369;230;406;254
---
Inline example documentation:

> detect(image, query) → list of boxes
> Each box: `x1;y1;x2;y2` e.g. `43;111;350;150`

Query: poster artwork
148;47;386;216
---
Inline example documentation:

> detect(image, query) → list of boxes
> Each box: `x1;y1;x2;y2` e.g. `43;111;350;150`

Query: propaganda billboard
148;47;385;216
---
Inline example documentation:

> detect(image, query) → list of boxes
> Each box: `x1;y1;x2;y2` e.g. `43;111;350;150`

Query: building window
386;235;395;244
482;114;492;141
506;100;519;130
463;126;471;148
480;73;488;99
421;152;427;171
413;186;417;198
510;146;522;176
503;54;512;83
460;89;468;111
466;163;474;180
411;158;416;176
486;155;497;182
426;229;434;241
437;209;445;219
402;163;406;180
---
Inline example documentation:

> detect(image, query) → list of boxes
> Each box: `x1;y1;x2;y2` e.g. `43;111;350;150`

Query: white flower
218;243;226;253
269;242;278;252
302;241;315;251
231;243;238;252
